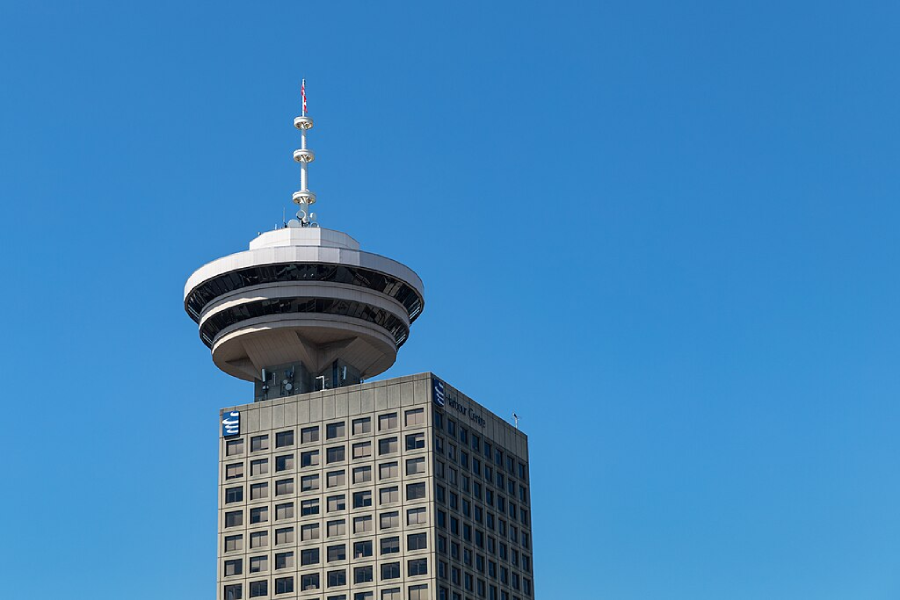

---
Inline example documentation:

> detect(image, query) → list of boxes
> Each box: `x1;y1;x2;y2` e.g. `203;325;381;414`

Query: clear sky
1;1;898;598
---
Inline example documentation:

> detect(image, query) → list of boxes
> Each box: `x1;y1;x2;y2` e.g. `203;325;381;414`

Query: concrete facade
217;372;535;600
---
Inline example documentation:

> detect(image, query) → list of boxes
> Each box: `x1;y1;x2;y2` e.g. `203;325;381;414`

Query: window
225;487;243;504
276;478;294;496
354;540;373;558
301;499;319;516
407;507;427;526
301;548;320;565
409;584;428;600
250;506;267;524
355;593;374;600
379;486;399;504
406;483;426;500
328;570;347;587
352;417;371;435
301;450;320;467
382;588;401;600
276;502;294;520
302;474;320;491
327;519;346;537
447;420;456;436
406;457;426;475
379;437;398;455
275;552;294;569
301;573;320;591
328;544;346;562
459;428;468;445
250;482;268;500
406;433;425;451
301;523;320;541
275;527;294;545
249;580;268;598
276;430;294;448
353;515;373;534
380;536;400;555
327;470;346;488
352;442;372;459
276;454;294;471
250;458;268;475
353;466;372;483
224;559;242;576
327;445;346;463
301;426;319;443
379;462;399;480
224;584;242;600
226;463;244;480
251;435;269;452
381;562;401;580
249;555;267;573
380;511;400;529
328;494;346;511
378;412;398;431
354;566;374;584
224;535;242;552
250;531;268;549
353;491;373;508
275;577;294;595
408;558;428;576
226;439;244;456
225;510;243;528
327;422;346;439
405;408;425;426
408;533;427;551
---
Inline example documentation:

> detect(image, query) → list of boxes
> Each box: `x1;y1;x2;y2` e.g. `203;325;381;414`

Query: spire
292;79;317;226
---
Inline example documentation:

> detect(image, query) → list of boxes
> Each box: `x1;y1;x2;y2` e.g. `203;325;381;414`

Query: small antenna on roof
513;413;519;429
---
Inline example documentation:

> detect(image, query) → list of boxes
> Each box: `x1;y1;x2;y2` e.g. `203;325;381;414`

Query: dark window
327;422;346;439
301;548;320;566
406;433;426;451
249;507;267;524
381;562;401;580
225;487;243;504
380;536;400;555
301;426;319;443
353;491;372;508
225;510;243;527
327;445;346;463
224;584;242;600
249;580;267;597
354;565;373;583
354;540;373;558
407;482;427;500
276;430;294;448
408;558;428;576
275;577;293;594
408;533;428;551
327;544;346;562
328;569;347;587
224;559;242;576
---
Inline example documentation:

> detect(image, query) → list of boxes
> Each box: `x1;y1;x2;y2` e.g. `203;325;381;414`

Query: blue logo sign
222;411;240;437
432;378;445;407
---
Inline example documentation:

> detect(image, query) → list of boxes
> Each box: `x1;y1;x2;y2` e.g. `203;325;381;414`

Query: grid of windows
218;377;531;600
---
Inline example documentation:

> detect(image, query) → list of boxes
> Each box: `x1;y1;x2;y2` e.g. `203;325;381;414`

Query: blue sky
1;1;899;598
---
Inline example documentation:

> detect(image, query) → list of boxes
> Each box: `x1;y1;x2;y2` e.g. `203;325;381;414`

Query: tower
184;80;425;400
185;84;536;600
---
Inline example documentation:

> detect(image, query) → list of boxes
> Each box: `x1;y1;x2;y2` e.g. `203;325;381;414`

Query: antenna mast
292;79;317;226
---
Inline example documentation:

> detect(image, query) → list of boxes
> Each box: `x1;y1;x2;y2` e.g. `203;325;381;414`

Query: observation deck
184;226;425;395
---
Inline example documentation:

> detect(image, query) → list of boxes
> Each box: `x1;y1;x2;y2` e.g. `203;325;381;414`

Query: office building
184;86;536;600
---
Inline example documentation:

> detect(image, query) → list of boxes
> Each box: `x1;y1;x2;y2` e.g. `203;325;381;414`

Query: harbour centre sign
433;376;485;428
222;411;240;437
